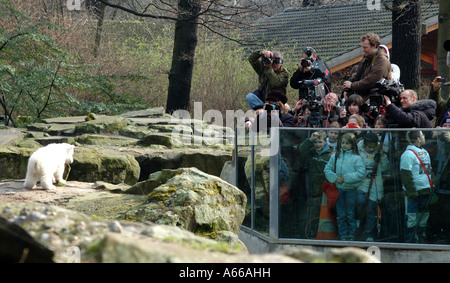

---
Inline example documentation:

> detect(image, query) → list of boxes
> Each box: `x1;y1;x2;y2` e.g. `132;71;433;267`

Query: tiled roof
245;1;439;70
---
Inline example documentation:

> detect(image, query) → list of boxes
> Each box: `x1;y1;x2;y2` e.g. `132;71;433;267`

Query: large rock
0;184;380;263
0;217;54;263
124;167;247;236
0;202;251;263
0;146;36;180
134;148;232;180
74;116;129;135
70;147;140;185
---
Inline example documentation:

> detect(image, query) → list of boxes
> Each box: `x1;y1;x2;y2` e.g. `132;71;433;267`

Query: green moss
161;236;243;255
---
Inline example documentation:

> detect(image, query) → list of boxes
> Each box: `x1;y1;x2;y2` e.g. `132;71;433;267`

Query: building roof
246;1;439;72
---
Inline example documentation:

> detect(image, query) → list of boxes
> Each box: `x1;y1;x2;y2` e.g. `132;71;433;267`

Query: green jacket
429;86;448;127
299;138;333;196
248;51;289;99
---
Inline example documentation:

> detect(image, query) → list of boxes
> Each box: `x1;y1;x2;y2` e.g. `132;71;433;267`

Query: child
326;121;341;152
324;133;366;240
400;130;435;243
356;133;389;241
338;94;364;126
299;131;334;237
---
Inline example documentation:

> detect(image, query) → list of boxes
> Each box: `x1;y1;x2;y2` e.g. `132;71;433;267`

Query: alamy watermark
65;246;81;263
67;0;82;11
170;102;279;156
367;0;381;10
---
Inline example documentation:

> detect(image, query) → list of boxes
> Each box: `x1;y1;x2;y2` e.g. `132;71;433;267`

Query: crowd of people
243;32;450;243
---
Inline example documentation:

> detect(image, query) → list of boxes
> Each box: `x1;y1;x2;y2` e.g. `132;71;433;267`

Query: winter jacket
385;99;436;128
429;87;449;127
290;59;332;99
350;50;391;102
299;138;333;196
324;149;366;190
400;145;433;193
248;51;289;100
357;140;389;201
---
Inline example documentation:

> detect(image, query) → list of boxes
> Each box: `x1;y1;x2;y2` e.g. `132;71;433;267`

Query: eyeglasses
273;58;283;64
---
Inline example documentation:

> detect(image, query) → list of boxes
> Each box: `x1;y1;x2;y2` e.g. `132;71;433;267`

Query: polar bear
23;143;75;190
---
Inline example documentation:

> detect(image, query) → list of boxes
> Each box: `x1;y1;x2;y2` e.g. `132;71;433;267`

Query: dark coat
385;99;436;128
350;50;391;102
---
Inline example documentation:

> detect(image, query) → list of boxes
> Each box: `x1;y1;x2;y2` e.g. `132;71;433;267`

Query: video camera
369;78;404;107
296;60;331;127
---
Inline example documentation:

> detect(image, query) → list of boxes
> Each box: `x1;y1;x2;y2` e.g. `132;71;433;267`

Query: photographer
429;76;449;127
290;47;332;99
245;90;296;131
246;50;289;110
342;33;391;102
383;89;436;128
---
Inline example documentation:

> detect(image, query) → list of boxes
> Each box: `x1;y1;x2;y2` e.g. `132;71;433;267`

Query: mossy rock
0;146;36;180
124;168;247;236
74;116;129;135
70;147;140;185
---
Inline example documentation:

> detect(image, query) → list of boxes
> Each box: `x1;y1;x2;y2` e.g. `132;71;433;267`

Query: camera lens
262;57;273;65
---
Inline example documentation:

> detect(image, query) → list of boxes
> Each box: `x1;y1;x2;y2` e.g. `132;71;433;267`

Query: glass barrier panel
276;127;450;244
236;129;271;236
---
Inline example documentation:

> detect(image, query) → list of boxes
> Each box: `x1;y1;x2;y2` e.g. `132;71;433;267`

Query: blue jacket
324;149;366;190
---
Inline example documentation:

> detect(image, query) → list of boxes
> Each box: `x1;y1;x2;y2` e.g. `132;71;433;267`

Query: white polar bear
23;143;75;190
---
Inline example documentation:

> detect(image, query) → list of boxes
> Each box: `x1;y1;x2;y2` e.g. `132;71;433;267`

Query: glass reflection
240;127;450;245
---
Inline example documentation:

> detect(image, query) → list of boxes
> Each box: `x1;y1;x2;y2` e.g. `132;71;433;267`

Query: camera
369;78;404;106
265;102;281;113
302;78;326;102
437;77;446;82
347;122;358;129
301;57;313;68
262;56;273;65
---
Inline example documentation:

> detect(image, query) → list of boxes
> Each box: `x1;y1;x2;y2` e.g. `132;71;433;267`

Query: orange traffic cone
316;192;338;240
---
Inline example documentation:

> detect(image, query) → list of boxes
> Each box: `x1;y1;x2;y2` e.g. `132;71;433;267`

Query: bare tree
95;0;265;113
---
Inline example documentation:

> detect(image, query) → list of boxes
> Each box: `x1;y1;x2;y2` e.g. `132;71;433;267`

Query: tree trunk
93;2;106;58
391;0;421;90
165;0;201;114
437;0;450;98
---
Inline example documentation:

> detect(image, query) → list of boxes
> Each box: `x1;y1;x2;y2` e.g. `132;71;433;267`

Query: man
343;33;391;102
383;89;436;128
322;92;341;125
429;76;449;127
290;46;332;99
246;50;289;110
400;130;435;243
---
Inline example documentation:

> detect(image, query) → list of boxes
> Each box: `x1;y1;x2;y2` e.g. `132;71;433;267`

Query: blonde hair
348;114;365;128
361;33;381;48
328;121;341;128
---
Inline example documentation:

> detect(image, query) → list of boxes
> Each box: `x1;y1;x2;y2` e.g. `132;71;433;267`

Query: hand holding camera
299;57;313;71
261;50;274;67
431;76;446;92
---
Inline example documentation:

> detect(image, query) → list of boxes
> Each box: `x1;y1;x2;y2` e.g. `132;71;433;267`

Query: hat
379;45;390;61
303;47;316;57
266;90;287;104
